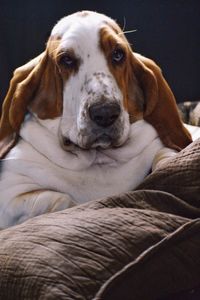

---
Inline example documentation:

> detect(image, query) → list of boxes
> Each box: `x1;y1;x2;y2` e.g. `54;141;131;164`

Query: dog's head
0;11;192;157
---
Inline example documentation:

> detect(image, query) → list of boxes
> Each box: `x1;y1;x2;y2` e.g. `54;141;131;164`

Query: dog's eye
112;48;125;64
59;54;77;68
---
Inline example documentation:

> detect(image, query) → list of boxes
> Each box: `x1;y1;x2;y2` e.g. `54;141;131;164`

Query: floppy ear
132;53;192;151
0;51;62;158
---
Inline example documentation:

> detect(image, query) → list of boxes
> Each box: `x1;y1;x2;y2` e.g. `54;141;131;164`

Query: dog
0;11;192;229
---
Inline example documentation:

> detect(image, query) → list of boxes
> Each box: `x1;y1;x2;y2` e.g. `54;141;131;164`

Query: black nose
89;103;121;127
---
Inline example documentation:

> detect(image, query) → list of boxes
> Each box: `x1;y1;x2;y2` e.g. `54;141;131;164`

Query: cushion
0;138;200;299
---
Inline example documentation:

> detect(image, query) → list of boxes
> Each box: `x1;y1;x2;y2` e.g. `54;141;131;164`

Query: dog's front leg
0;191;76;229
152;147;178;171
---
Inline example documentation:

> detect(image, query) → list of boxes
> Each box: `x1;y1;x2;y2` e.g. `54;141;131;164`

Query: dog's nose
89;103;121;127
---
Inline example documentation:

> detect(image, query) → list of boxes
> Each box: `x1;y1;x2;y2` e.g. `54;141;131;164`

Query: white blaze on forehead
51;11;113;39
51;11;117;83
51;12;113;66
52;11;122;107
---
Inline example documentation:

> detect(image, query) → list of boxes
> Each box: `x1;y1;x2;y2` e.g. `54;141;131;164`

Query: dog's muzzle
60;101;125;150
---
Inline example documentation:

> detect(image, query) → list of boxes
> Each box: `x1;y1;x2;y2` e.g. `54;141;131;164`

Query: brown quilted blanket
0;139;200;299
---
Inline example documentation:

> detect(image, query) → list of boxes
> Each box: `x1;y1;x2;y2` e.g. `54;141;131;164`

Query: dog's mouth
60;132;124;151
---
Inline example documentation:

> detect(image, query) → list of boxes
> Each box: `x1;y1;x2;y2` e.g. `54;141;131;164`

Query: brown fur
0;17;192;158
100;25;144;123
100;24;192;150
134;54;192;150
0;40;63;158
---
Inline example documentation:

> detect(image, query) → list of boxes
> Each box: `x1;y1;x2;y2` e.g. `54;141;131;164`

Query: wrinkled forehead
51;11;123;50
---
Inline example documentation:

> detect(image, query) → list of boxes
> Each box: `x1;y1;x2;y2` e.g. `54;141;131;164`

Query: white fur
0;11;169;229
53;12;130;149
0;116;164;228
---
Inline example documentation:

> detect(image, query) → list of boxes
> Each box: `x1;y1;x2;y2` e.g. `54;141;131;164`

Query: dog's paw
24;190;76;218
152;147;178;172
0;191;76;229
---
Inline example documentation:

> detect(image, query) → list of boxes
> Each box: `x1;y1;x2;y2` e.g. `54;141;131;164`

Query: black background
0;0;200;104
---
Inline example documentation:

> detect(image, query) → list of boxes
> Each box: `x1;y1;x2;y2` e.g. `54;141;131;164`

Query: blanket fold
0;138;200;299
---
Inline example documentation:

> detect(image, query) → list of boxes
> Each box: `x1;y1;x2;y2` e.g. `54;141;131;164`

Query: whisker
124;29;137;34
122;16;126;32
120;29;137;35
120;16;137;36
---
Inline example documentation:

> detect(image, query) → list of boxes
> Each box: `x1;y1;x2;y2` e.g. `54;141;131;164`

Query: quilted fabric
0;139;200;299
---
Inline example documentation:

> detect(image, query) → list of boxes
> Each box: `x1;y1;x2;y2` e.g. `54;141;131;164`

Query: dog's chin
90;135;115;149
60;134;126;152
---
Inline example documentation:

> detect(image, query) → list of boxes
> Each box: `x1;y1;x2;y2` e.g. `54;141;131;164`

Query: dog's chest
1;120;163;204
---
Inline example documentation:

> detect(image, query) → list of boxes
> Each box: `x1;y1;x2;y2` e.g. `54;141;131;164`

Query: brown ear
132;53;192;151
0;51;62;158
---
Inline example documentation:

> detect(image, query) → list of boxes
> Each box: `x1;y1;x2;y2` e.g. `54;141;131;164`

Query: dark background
0;0;200;104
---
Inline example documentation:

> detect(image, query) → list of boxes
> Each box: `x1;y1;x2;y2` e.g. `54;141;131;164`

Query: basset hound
0;11;192;229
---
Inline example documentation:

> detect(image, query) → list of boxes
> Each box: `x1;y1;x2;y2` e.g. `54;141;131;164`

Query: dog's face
0;11;192;158
49;11;143;149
